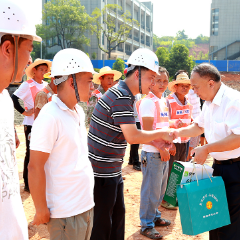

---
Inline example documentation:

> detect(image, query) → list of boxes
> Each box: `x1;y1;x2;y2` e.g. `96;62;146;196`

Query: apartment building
209;0;240;60
42;0;153;60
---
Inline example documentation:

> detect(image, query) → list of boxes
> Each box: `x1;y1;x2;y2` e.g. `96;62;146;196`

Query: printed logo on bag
176;109;190;115
174;164;183;172
184;171;189;177
206;201;212;210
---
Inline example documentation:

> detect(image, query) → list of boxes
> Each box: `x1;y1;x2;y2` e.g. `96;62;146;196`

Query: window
102;33;104;45
211;8;219;36
46;39;51;47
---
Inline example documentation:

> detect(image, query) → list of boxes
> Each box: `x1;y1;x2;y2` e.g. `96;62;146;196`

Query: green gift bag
177;175;230;236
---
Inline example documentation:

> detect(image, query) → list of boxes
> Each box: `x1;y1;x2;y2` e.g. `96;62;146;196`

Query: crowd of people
1;1;240;240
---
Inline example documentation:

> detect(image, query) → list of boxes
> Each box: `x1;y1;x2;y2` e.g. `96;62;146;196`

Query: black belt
214;157;240;165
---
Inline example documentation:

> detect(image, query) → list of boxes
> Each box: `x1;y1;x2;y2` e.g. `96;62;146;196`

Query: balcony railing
126;50;132;55
134;37;139;42
118;48;123;52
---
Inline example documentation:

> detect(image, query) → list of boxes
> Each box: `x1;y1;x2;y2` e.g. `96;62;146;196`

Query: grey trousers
48;208;94;240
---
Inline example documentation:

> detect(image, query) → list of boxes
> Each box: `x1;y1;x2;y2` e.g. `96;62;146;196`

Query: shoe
140;228;163;239
133;164;141;171
161;202;178;210
154;218;171;226
128;161;133;165
24;186;30;193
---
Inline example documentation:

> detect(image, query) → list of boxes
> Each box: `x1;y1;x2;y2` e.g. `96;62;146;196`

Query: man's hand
191;145;209;165
23;108;34;116
159;149;170;162
32;207;50;226
169;143;176;156
159;128;176;142
174;119;184;128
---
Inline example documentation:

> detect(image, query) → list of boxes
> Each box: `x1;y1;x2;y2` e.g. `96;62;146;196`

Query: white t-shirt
30;95;94;218
0;90;28;240
14;79;47;126
133;94;141;122
139;96;168;153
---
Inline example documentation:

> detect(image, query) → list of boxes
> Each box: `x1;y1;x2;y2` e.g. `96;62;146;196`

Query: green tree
166;44;194;78
112;58;125;79
91;4;139;59
92;52;97;60
176;30;188;40
42;0;91;50
195;34;210;44
155;47;169;67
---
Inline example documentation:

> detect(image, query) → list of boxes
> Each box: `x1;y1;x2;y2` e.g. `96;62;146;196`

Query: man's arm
28;150;50;225
120;123;173;145
11;94;34;116
175;123;204;138
34;92;48;119
192;133;240;165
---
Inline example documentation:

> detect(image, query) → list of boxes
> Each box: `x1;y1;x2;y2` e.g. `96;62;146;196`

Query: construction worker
11;58;51;192
88;48;175;240
0;0;41;239
87;66;122;124
34;70;57;119
29;49;95;240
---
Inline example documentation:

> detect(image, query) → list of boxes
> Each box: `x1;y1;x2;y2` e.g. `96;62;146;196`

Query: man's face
140;69;156;94
16;39;34;82
174;83;191;96
33;65;48;80
76;72;94;102
100;74;114;90
190;72;213;101
151;72;168;95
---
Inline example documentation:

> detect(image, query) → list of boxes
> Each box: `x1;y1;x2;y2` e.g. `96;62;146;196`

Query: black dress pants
129;122;141;165
23;125;32;188
90;175;125;240
209;161;240;240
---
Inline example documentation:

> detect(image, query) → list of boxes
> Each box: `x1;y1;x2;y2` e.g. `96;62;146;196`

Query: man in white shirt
0;1;42;239
174;63;240;240
12;58;50;192
29;49;95;240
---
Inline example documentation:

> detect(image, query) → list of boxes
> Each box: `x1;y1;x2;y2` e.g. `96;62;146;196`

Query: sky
26;0;212;39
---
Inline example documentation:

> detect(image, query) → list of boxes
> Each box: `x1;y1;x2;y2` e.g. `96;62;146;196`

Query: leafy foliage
155;47;169;67
92;52;97;60
195;34;210;44
176;30;188;40
41;0;91;50
112;58;125;79
91;4;139;59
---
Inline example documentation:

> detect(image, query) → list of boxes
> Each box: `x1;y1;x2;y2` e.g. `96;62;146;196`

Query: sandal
155;218;171;227
140;228;163;239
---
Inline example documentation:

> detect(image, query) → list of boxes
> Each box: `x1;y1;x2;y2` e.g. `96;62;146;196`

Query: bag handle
189;160;212;186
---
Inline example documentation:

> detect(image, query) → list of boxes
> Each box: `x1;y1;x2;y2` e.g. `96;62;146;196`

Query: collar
46;84;55;95
98;85;105;94
210;83;226;107
119;80;135;103
52;95;77;112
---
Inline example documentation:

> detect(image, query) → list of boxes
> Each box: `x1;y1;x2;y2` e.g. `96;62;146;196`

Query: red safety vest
24;79;39;110
167;94;193;142
136;92;169;130
42;87;53;102
92;89;103;100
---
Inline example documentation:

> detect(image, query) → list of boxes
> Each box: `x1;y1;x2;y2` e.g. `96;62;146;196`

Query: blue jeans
140;151;169;231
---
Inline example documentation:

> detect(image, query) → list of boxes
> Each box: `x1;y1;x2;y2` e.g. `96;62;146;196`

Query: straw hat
168;73;191;92
93;66;122;84
25;58;52;79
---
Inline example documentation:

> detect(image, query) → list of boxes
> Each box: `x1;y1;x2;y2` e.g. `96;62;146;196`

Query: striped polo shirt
88;81;135;178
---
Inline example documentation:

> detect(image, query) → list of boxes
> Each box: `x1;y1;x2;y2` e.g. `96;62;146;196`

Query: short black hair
159;66;169;78
192;63;221;82
174;70;188;80
34;63;48;70
0;34;27;47
126;65;149;78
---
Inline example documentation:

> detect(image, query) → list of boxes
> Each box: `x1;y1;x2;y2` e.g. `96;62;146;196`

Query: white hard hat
0;0;41;42
126;48;159;75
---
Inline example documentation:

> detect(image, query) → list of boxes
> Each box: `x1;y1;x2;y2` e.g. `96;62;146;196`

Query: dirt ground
15;124;211;240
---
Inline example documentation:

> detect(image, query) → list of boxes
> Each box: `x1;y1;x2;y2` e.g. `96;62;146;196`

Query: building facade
209;0;240;60
42;0;153;60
